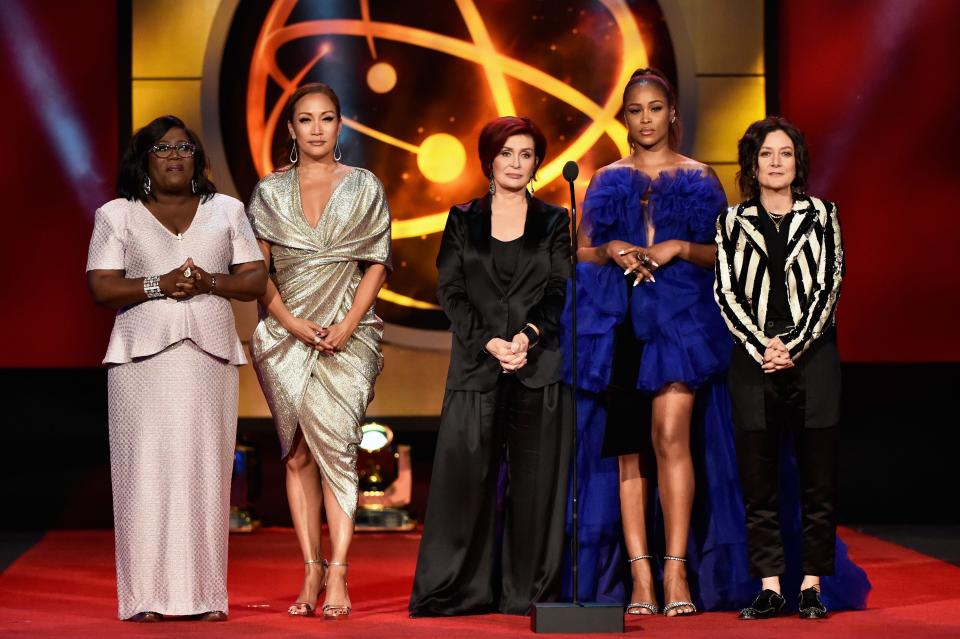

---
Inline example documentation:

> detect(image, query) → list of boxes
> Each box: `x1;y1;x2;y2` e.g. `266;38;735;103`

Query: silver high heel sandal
661;555;697;616
625;554;659;615
288;558;328;617
322;561;352;620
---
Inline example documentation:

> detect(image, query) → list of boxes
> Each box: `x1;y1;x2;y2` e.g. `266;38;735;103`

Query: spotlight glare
367;61;397;93
417;133;466;183
359;422;394;453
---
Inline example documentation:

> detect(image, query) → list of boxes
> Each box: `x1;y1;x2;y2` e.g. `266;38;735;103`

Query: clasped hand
762;337;794;373
160;258;215;298
606;240;681;286
285;316;356;356
486;332;530;373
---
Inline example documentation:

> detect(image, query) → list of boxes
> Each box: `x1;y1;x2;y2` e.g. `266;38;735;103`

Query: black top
436;194;571;391
756;201;793;326
491;235;523;290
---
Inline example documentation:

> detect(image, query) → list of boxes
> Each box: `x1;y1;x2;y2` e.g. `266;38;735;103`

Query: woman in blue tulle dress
560;68;870;616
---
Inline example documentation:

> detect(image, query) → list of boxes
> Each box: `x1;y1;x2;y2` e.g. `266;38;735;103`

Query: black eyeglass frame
148;142;197;158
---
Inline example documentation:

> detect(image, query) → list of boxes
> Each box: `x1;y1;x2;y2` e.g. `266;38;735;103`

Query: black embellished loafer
798;587;828;619
738;589;785;620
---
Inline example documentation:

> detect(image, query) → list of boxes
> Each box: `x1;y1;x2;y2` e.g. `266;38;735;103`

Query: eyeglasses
149;143;196;158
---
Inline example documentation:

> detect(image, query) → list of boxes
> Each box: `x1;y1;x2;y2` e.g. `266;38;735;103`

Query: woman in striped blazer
715;116;844;620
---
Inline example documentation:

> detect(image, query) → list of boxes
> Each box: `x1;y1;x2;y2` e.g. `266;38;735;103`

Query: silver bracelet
209;274;217;294
143;274;163;299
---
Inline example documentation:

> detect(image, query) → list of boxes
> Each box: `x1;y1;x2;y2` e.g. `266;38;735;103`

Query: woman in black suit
409;116;572;616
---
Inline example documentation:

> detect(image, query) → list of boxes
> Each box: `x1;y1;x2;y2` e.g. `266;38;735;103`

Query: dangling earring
190;178;198;194
334;138;342;162
528;182;535;194
289;140;298;164
143;176;151;195
488;177;496;195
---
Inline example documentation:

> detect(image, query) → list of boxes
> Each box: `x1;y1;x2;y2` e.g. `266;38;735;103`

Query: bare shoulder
672;155;717;179
589;158;632;187
598;157;635;174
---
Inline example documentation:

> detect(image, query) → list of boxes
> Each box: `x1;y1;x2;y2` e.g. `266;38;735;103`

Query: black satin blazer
436;194;571;391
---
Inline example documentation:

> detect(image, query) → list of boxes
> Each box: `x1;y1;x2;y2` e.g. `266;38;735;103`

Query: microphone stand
531;162;622;633
568;170;581;606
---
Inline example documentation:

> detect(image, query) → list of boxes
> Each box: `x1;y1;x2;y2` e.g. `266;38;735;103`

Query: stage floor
1;527;959;638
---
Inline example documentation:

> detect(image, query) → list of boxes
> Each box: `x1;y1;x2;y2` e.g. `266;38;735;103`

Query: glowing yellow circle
417;133;466;184
366;62;397;94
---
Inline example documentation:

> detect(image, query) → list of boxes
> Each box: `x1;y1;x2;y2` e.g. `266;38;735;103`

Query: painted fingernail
633;279;639;287
649;276;656;283
651;261;660;268
624;267;632;275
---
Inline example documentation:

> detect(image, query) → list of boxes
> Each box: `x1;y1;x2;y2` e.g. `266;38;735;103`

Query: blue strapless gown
559;168;870;610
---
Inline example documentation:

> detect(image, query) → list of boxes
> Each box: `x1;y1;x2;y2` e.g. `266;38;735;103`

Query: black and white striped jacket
714;195;844;364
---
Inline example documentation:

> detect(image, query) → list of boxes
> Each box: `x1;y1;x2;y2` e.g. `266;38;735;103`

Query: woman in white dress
86;115;266;622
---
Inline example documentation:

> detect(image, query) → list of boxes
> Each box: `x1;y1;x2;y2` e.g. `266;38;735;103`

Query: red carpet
1;527;959;638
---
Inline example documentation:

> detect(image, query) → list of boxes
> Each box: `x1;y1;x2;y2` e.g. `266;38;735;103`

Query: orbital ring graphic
246;0;649;247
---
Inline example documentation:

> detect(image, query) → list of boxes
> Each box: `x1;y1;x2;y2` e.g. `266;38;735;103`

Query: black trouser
731;324;839;578
409;376;572;616
736;423;838;577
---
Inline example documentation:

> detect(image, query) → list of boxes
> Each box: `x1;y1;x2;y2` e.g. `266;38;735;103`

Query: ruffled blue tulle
560;168;870;610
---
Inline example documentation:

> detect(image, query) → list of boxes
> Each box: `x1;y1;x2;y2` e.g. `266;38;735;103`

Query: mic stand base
531;602;624;634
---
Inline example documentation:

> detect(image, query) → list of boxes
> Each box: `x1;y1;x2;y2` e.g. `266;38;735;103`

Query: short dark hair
117;115;216;202
477;116;547;180
622;67;681;150
736;116;810;199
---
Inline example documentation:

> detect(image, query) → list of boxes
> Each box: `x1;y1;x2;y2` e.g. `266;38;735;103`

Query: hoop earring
143;176;151;195
190;178;198;194
289;141;298;164
334;138;342;162
488;177;496;195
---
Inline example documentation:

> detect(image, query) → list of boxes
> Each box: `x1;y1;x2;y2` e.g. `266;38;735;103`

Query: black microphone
562;160;579;182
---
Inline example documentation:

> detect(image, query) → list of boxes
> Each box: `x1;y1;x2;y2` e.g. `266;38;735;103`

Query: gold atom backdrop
217;0;678;331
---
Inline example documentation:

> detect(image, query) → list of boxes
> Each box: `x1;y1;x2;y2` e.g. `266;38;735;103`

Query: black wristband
521;325;540;347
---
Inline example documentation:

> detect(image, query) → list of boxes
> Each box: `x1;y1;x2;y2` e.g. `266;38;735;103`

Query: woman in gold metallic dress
247;83;392;619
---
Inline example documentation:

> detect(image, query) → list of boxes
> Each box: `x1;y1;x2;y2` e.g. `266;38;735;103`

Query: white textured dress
86;194;262;619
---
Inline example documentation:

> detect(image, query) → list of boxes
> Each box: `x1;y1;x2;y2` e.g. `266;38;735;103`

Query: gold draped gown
247;167;392;518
